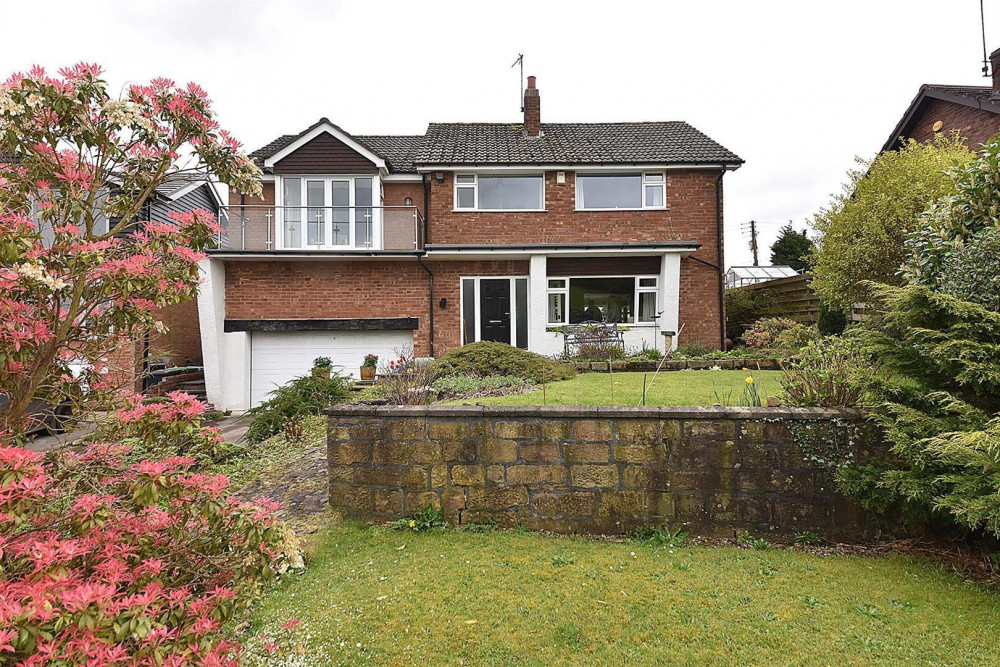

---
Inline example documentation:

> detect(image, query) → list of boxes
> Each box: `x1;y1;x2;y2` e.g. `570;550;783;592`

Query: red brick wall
225;259;527;357
902;98;1000;148
149;298;202;364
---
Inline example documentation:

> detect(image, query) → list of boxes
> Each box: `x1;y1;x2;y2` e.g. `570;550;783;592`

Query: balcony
214;205;424;252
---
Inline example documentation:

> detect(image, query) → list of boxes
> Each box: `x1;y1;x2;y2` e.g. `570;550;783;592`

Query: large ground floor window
547;275;658;325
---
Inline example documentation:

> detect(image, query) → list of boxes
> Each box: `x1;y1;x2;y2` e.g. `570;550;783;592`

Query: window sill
574;207;670;212
452;209;548;213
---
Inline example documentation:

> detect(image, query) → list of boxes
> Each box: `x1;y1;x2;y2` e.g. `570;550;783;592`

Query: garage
249;330;413;407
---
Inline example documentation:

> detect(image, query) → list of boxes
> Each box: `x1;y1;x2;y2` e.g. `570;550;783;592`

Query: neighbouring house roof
881;84;1000;152
248;120;742;174
415;122;742;167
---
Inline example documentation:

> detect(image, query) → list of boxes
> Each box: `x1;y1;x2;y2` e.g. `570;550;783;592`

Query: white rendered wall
197;258;250;412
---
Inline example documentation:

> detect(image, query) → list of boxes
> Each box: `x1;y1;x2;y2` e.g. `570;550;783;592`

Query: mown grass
242;524;1000;665
446;370;784;407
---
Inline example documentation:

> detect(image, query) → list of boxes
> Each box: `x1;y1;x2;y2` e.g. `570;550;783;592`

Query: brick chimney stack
524;75;541;137
991;47;1000;94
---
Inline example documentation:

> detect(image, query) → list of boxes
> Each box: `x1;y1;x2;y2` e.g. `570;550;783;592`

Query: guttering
415;162;744;172
206;250;425;260
417;254;435;357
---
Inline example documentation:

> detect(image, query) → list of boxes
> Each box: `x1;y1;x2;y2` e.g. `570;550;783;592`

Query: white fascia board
263;122;387;171
382;174;423;181
415;163;739;173
208;252;422;261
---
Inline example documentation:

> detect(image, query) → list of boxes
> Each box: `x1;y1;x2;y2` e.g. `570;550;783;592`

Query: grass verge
241;524;999;665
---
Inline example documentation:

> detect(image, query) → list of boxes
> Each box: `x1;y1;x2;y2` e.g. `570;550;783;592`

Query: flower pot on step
360;366;376;380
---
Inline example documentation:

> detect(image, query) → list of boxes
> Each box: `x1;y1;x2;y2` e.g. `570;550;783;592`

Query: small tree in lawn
0;63;260;438
769;222;813;272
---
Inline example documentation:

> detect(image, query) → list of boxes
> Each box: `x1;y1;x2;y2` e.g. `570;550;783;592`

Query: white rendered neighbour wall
196;258;250;412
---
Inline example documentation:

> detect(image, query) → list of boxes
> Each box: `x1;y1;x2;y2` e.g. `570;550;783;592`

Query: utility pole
749;219;759;266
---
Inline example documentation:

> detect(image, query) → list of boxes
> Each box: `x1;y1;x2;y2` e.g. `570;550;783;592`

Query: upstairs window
577;172;666;210
454;173;544;210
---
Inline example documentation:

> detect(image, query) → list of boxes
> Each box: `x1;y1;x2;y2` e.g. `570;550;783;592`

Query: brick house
199;77;742;410
882;48;1000;151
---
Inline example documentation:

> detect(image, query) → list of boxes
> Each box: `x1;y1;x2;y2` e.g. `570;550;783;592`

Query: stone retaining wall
326;405;877;537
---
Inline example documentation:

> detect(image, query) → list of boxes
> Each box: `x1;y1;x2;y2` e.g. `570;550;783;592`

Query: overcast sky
1;0;994;266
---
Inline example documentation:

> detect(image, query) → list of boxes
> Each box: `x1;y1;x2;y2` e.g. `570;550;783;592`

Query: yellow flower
742;367;750;371
408;520;416;528
745;377;754;385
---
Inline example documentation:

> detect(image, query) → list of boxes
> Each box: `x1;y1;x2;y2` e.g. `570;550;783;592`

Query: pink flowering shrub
0;63;261;437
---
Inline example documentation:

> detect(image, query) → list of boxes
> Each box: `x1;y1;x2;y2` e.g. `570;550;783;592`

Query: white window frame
544;274;659;326
275;174;382;250
453;172;545;212
574;171;667;211
460;276;529;345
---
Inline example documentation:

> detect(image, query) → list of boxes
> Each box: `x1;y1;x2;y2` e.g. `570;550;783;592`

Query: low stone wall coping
325;404;863;421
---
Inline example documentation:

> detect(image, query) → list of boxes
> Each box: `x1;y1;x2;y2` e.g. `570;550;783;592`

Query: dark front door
479;279;511;344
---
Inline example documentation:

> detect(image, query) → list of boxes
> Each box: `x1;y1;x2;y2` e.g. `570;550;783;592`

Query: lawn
242;524;1000;665
447;369;784;407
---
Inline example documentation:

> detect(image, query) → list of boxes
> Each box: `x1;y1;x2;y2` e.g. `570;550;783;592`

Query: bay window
546;276;659;325
454;173;544;210
576;172;666;210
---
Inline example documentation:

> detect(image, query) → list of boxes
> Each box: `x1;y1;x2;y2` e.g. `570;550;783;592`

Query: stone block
329;486;375;513
615;419;660;444
412;442;442;464
672;469;735;493
614;442;668;464
571;420;613;442
327;424;352;442
428;420;468;440
486;465;505;484
541;421;571;441
562;443;610;463
674;493;708;523
429;464;448;488
468;486;529;509
597;490;645;519
328;441;372;465
684;420;736;440
405;490;441;512
534;491;597;517
387;418;426;441
373;441;412;465
462;509;520;529
645;491;675;521
480;438;518;463
374;488;404;514
451;464;486;486
352;423;386;441
739;442;781;470
469;420;490;438
773;499;831;531
506;465;568;486
519;515;574;533
495;420;541;440
441;440;477;463
623;465;671;491
329;464;355;484
356;467;427;490
570;464;619;488
441;488;467;515
520;442;560;463
660;419;682;440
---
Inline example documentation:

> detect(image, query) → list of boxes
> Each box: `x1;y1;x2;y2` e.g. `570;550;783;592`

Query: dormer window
576;172;666;210
454;173;544;211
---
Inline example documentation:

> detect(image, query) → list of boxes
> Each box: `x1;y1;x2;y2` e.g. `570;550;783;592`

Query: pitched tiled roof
923;84;997;106
354;135;423;173
248;119;743;174
881;84;1000;152
415;122;742;166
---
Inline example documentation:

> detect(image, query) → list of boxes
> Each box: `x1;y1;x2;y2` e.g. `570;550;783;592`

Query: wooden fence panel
735;274;820;325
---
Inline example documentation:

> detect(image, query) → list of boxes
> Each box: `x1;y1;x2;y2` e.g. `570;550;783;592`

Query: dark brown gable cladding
272;132;378;174
546;256;661;276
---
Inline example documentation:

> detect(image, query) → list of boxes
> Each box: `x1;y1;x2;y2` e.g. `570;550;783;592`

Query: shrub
0;441;300;664
391;505;447;532
434;341;575;383
378;349;436;405
629;346;664;361
432;374;536;400
724;287;783;343
568;324;627;360
937;226;1000;313
742;317;817;350
780;336;876;408
245;373;352;445
631;525;689;548
817;302;848;336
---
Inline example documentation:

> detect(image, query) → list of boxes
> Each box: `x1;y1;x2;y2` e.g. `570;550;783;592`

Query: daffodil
745;377;754;385
408;520;416;528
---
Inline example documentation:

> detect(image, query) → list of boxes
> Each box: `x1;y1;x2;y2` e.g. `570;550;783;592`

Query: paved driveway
27;413;251;453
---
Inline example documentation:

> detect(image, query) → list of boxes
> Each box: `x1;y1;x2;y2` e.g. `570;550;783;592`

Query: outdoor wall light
434;172;444;182
404;197;413;205
556;171;566;184
439;298;448;309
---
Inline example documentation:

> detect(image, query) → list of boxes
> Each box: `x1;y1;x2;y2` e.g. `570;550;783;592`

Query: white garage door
249;330;413;407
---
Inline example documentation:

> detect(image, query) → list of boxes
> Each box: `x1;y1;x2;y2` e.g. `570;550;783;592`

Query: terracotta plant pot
360;366;376;380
